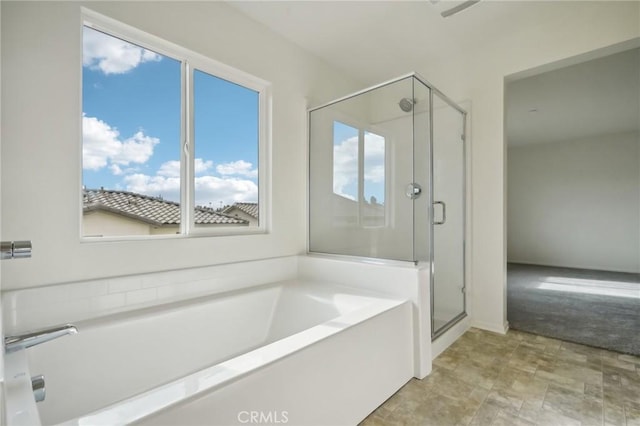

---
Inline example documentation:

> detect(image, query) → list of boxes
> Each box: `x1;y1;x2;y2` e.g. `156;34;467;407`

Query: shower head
398;97;415;113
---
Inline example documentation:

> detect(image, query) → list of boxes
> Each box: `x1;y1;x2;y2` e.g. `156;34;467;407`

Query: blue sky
82;26;258;208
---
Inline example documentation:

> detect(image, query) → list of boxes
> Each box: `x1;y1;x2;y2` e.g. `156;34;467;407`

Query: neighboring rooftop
223;202;259;219
83;189;248;226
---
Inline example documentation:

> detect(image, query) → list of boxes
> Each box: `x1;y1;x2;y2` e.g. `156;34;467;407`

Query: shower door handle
434;201;446;225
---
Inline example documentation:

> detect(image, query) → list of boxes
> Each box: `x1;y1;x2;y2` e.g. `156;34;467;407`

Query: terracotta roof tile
223;202;259;219
83;189;248;226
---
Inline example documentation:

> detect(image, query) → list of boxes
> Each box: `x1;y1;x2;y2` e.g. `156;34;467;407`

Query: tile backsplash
2;256;298;333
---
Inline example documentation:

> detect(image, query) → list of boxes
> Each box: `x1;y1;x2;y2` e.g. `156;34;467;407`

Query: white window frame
80;8;271;242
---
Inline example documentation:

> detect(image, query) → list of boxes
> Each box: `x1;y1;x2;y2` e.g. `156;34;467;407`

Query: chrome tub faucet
4;324;78;404
5;324;78;353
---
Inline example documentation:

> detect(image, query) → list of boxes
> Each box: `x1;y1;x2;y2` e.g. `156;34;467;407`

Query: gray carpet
507;263;640;356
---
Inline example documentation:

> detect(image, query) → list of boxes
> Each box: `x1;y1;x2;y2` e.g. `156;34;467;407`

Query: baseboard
506;259;639;274
471;319;509;335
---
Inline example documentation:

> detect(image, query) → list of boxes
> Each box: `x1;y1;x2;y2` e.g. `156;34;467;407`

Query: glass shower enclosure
308;74;466;338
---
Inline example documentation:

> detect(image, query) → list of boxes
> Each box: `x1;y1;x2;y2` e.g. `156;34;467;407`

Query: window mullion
358;129;365;225
180;60;195;235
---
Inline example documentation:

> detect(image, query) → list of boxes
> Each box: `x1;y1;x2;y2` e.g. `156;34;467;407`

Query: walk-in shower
308;73;467;338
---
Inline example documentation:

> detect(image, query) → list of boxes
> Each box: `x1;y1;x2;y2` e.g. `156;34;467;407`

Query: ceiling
227;1;639;145
506;48;640;146
228;1;550;86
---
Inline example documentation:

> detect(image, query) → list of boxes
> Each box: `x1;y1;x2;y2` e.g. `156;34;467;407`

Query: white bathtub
6;280;413;425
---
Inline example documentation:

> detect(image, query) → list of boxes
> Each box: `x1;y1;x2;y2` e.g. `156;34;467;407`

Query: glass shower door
431;93;466;337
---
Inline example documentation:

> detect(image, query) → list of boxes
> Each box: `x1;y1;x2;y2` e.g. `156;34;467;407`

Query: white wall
0;1;358;289
407;1;640;333
508;132;640;273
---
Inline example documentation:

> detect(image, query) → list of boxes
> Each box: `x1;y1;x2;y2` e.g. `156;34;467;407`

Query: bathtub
5;279;413;425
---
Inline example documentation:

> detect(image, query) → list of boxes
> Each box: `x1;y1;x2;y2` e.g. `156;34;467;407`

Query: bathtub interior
24;280;405;425
265;282;391;343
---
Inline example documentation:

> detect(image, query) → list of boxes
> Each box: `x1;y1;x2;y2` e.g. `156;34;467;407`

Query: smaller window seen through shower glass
363;131;385;205
333;121;359;201
332;121;386;227
363;131;385;227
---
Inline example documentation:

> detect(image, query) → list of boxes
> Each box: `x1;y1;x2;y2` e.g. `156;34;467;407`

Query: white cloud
157;160;180;178
83;115;121;170
110;164;123;175
333;136;358;199
123;172;257;207
124;173;181;203
83;26;161;75
109;164;139;176
363;133;385;183
216;160;257;178
195;176;258;207
83;115;159;172
195;159;214;175
114;131;159;165
157;158;213;178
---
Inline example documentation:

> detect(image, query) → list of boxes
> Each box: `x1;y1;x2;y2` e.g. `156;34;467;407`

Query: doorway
505;46;640;355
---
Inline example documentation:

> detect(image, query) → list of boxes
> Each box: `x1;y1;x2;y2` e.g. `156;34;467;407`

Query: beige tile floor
360;328;640;426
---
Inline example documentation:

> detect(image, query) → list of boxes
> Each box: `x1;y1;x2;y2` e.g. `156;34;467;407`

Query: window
81;10;269;239
193;70;260;230
332;120;386;227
